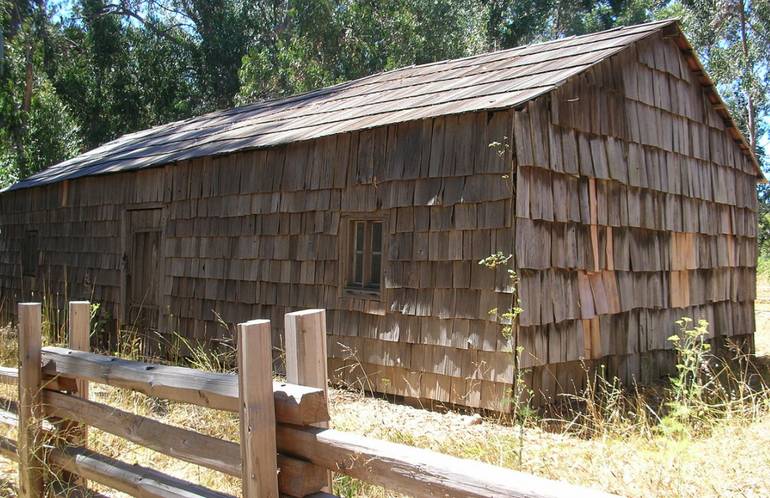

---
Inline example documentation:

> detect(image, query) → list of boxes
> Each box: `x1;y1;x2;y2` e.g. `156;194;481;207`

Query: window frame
341;214;386;299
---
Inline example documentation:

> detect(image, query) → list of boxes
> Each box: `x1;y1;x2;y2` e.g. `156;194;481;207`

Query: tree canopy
1;1;769;246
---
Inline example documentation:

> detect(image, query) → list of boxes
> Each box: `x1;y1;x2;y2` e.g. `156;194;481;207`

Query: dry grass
330;393;770;497
754;277;770;357
0;285;768;497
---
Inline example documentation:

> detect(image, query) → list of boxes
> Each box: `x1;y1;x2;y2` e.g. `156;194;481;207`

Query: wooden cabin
0;20;762;410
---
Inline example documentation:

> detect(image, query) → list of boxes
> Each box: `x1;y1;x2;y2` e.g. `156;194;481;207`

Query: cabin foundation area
0;20;761;410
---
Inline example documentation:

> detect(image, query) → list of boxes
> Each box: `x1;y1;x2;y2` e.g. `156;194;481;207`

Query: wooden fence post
67;301;90;487
18;302;44;498
237;319;279;498
285;310;329;396
68;301;90;398
285;309;331;491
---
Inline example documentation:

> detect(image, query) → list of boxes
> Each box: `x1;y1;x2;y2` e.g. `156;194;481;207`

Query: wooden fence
0;301;619;498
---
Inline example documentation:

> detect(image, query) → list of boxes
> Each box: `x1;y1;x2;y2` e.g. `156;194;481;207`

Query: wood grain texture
0;364;75;393
277;454;328;498
42;389;241;477
66;300;91;489
6;372;326;497
277;426;620;498
44;387;325;495
0;406;19;430
40;347;329;425
284;309;331;492
285;310;329;394
0;435;18;462
237;319;279;498
48;446;234;498
17;302;44;498
0;366;18;385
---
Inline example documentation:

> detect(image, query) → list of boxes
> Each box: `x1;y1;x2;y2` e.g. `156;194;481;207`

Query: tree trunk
23;42;33;114
738;0;756;149
14;40;34;172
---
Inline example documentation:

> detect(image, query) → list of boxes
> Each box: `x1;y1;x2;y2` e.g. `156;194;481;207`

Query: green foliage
758;186;770;256
661;317;712;435
53;0;203;150
504;345;536;467
0;2;81;184
488;136;510;160
658;317;770;439
17;79;81;173
480;247;534;467
757;254;770;276
484;0;663;49
478;251;512;268
238;0;488;102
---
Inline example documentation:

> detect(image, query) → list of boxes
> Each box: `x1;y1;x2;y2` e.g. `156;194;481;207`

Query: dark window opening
22;231;39;277
348;220;383;292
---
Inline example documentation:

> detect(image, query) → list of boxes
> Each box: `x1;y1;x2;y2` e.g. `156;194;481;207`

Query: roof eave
663;22;766;183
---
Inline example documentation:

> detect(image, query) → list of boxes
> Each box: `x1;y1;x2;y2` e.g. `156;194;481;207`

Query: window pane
371;222;382;253
369;253;381;286
352;221;365;286
355;222;365;251
354;253;363;285
348;219;383;291
367;222;382;288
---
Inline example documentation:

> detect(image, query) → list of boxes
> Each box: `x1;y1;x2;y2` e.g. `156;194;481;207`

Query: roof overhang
663;22;766;182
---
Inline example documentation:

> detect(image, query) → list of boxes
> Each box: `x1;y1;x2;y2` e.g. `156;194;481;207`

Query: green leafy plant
669;319;711;403
656;317;770;439
660;318;712;438
488;136;510;159
480;250;534;466
502;345;536;467
478;252;522;342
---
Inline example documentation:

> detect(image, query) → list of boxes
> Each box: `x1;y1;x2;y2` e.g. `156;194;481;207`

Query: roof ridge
124;19;679;135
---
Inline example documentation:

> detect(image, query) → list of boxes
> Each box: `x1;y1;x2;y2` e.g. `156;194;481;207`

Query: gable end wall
512;32;758;398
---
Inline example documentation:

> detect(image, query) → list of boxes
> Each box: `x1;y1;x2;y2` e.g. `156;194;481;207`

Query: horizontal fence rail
0;366;18;384
0;301;620;498
48;446;234;498
40;346;329;425
277;426;618;498
43;389;243;477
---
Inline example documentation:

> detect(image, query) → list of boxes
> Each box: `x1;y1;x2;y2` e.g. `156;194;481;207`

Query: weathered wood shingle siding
512;32;757;398
0;109;517;410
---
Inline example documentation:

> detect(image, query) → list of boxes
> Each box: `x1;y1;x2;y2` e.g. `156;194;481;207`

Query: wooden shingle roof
7;19;760;190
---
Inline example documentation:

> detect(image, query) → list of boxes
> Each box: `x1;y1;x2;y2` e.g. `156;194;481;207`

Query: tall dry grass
0;296;767;496
328;316;770;498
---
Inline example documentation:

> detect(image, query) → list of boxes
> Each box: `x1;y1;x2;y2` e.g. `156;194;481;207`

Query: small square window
22;230;39;277
346;219;384;295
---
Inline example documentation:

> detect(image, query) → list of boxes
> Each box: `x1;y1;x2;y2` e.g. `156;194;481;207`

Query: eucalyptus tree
0;0;81;184
237;0;488;102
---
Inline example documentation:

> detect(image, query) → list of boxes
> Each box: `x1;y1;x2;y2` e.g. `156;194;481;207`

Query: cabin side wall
513;32;758;399
0;178;124;322
0;109;517;410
